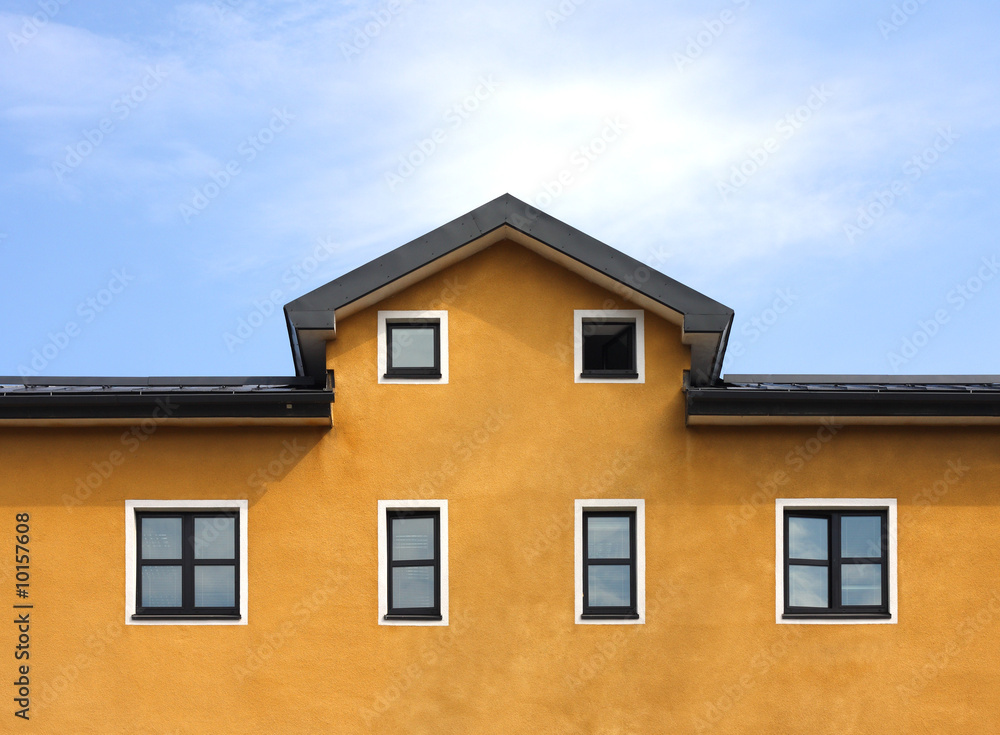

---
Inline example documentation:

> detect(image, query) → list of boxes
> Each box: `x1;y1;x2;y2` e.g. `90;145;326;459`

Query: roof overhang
0;375;334;427
285;194;733;386
686;374;1000;425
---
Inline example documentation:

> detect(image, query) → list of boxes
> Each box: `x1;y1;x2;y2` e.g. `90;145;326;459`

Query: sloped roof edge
284;194;734;385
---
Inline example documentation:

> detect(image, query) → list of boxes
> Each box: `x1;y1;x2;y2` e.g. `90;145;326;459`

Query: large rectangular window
777;499;897;624
126;500;248;625
575;499;645;624
378;500;449;625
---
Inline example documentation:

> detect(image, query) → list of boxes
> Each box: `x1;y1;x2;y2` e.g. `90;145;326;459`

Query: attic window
386;322;441;378
378;311;449;384
574;310;645;383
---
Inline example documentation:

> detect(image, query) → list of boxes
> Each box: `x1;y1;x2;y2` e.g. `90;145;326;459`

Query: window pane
788;516;828;560
842;564;882;606
587;516;630;559
141;517;182;559
142;566;182;607
392;566;434;609
788;564;828;607
194;517;235;559
391;517;435;561
391;326;436;368
587;565;631;607
582;322;634;371
195;566;236;608
842;516;882;558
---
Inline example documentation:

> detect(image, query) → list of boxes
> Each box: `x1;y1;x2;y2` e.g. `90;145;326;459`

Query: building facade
2;194;999;733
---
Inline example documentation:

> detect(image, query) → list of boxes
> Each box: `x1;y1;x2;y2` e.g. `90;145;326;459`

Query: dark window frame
385;509;442;621
783;509;890;620
582;509;638;619
580;319;638;379
384;320;442;379
133;511;240;620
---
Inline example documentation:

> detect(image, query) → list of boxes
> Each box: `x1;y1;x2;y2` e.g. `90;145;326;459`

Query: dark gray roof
0;376;333;423
285;193;734;385
686;374;1000;422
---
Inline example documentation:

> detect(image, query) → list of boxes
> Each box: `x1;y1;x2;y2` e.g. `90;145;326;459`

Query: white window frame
574;309;645;383
378;310;449;384
125;499;249;626
378;499;449;626
575;499;645;625
775;498;897;625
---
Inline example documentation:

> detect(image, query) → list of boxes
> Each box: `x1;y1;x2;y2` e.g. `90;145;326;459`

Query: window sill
383;373;442;380
131;614;242;621
782;612;891;620
580;371;639;379
581;613;640;620
383;614;443;621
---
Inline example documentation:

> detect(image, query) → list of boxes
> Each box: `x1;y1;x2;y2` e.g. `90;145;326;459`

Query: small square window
582;321;636;377
378;311;449;384
126;500;247;625
378;500;449;625
574;310;645;383
776;499;897;624
575;499;645;624
386;322;441;378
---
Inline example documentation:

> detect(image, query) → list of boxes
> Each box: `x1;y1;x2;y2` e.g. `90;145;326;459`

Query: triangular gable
284;194;733;386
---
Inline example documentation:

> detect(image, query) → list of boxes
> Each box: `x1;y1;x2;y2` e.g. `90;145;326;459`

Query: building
2;194;999;733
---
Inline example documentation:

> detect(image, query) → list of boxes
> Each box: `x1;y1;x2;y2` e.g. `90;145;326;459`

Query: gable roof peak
284;194;733;386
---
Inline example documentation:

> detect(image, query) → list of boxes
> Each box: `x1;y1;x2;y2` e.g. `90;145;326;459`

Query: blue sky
1;0;998;379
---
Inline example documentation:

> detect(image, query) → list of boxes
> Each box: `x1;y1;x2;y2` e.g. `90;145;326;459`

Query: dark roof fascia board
686;384;1000;422
0;376;324;388
285;194;734;385
0;374;334;423
0;388;333;422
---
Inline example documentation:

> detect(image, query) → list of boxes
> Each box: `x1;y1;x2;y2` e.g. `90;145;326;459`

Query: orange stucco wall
2;239;999;733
